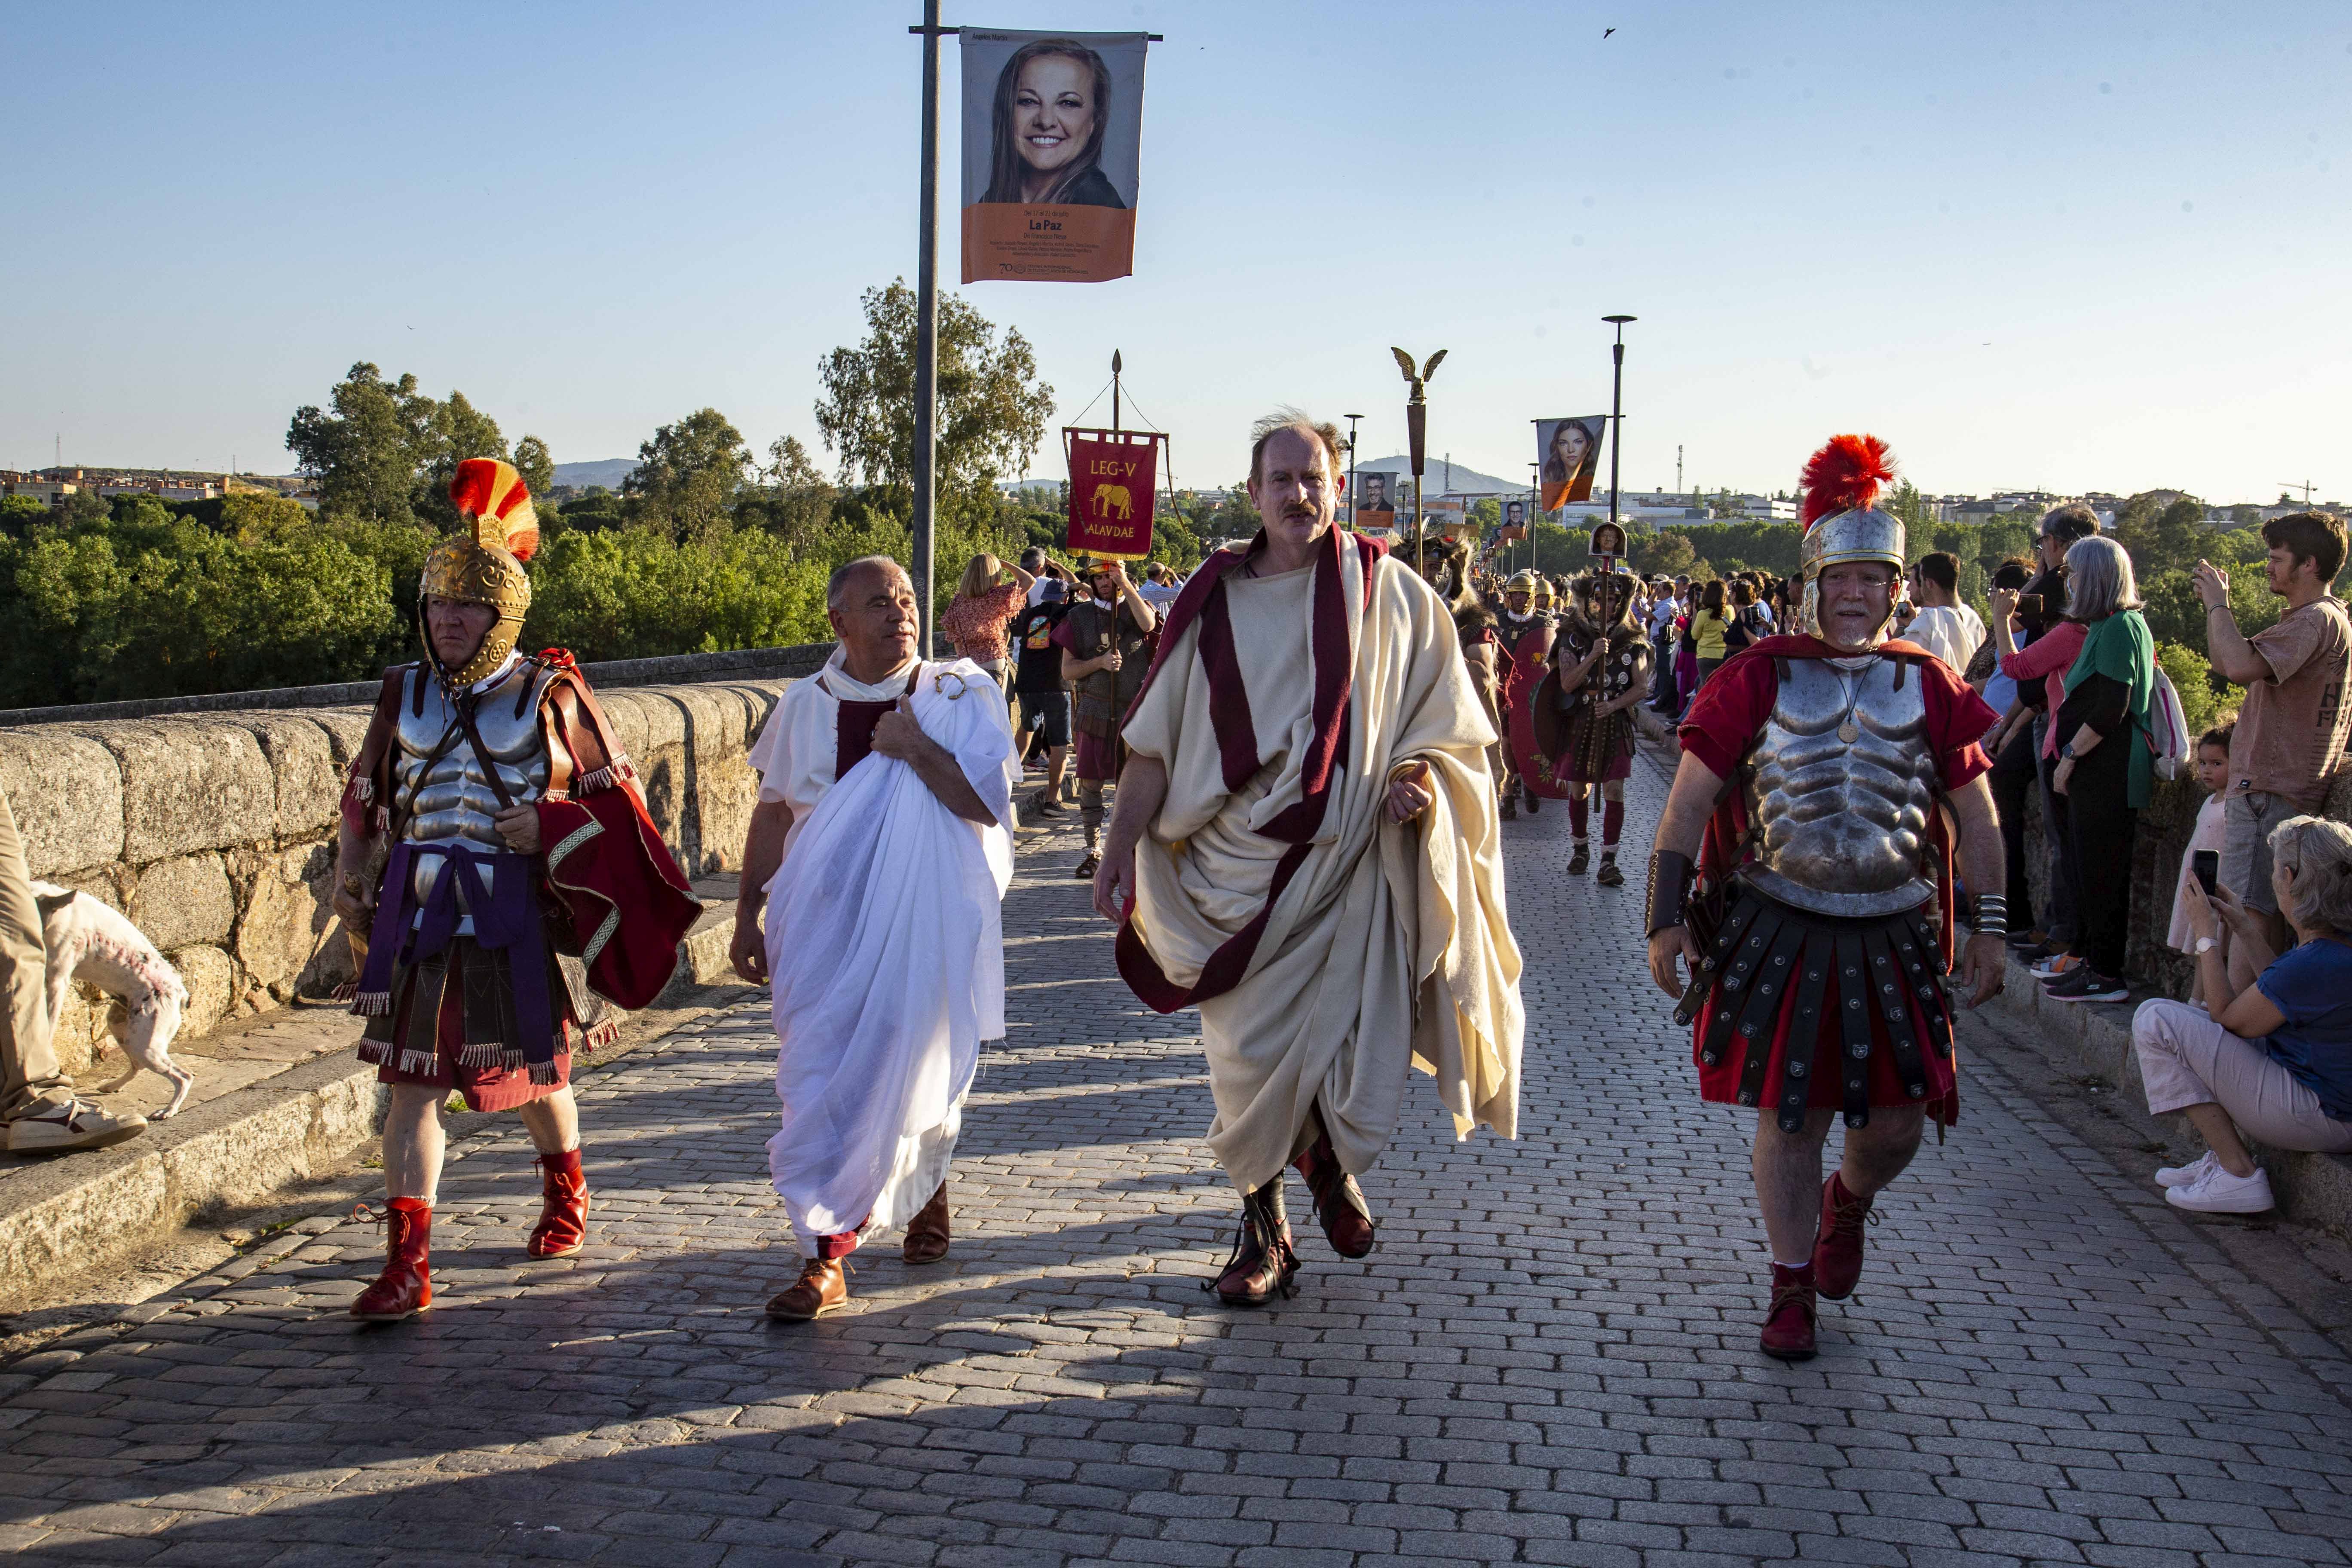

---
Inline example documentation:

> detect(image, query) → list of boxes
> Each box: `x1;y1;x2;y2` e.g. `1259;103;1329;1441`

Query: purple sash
351;840;559;1073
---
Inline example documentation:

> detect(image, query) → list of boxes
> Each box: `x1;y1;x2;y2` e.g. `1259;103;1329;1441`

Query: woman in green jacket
2047;535;2155;1003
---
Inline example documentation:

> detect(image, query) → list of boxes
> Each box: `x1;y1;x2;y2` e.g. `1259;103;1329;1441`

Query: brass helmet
1504;569;1540;601
420;458;540;687
1795;434;1903;640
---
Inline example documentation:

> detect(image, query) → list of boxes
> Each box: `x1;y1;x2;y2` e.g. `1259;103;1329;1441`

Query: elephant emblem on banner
1091;484;1133;521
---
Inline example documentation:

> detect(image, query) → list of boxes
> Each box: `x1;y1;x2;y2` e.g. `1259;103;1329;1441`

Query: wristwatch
2195;936;2220;956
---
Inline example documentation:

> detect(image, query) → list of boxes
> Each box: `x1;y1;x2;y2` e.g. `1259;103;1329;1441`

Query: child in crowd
2166;722;2236;1000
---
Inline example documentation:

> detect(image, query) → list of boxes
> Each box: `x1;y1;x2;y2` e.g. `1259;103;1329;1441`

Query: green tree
287;362;515;530
815;279;1055;523
1633;530;1697;577
735;434;839;551
513;435;555;502
0;496;47;539
623;408;751;543
2115;492;2207;582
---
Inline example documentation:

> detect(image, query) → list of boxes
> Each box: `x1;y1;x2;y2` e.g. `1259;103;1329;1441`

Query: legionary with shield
1493;570;1555;820
332;459;700;1321
1531;555;1651;885
1645;435;2007;1362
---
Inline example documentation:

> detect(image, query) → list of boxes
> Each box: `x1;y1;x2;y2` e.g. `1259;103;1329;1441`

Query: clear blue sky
7;1;2347;503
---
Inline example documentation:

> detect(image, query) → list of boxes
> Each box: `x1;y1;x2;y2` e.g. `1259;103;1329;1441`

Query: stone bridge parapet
0;645;834;1072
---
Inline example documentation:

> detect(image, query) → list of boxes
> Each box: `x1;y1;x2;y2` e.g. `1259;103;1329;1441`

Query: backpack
2144;665;2193;781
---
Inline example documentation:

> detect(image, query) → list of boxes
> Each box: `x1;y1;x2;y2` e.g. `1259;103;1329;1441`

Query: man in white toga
732;556;1017;1320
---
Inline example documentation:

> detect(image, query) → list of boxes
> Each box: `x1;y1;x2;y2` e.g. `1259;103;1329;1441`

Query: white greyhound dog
31;882;193;1119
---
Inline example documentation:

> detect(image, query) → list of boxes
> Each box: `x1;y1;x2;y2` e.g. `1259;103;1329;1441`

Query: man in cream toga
732;556;1017;1320
1096;412;1524;1307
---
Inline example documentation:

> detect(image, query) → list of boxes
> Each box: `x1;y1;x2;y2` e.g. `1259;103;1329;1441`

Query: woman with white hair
2045;535;2156;1003
2134;815;2352;1212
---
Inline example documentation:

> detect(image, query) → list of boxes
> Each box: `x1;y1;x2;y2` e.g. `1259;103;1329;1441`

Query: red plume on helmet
447;457;541;563
1798;434;1895;530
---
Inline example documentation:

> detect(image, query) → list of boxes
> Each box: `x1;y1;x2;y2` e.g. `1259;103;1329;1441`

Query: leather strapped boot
1811;1172;1877;1301
766;1257;849;1320
1292;1132;1375;1259
1210;1180;1299;1308
350;1197;433;1321
1758;1262;1818;1361
902;1181;951;1265
1568;843;1591;876
527;1148;590;1259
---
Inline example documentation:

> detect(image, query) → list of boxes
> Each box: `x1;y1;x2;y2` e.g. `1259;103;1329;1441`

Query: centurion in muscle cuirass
1646;432;2009;1367
1738;654;1941;918
391;662;555;910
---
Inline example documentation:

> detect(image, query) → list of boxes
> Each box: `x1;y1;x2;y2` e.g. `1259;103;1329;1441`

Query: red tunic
1676;637;1998;1124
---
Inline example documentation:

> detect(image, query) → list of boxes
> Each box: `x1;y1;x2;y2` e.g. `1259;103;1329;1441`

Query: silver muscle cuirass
392;662;551;911
1738;655;1940;917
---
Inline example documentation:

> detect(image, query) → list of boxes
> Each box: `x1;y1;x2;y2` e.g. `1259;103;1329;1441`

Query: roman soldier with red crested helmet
1645;435;2008;1363
330;458;699;1322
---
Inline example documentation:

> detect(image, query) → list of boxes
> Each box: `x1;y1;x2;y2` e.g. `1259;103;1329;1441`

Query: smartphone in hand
2192;849;2219;897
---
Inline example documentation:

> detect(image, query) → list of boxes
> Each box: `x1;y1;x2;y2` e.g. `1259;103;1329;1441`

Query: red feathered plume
1798;434;1895;530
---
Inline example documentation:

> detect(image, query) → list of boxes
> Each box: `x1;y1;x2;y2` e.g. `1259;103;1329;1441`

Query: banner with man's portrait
1352;469;1398;530
1498;496;1530;542
1536;415;1608;512
960;30;1148;283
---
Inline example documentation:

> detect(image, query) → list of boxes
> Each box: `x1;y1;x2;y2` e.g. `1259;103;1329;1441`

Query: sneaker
2005;928;2046;951
2047;969;2128;1003
5;1097;148;1154
2155;1151;2220;1188
2033;952;2081;979
2166;1164;2275;1214
1026;789;1063;817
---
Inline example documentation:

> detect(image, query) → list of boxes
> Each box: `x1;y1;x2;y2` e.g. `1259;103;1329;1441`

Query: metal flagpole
1603;314;1635;532
912;0;944;655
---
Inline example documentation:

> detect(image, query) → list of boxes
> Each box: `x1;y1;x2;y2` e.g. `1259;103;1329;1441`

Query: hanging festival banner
1063;428;1161;560
1498;496;1531;542
961;30;1148;284
1536;415;1607;512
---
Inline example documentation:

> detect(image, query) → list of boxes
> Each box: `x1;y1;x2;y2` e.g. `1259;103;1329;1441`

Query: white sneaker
2165;1164;2275;1214
2154;1151;2219;1188
5;1097;148;1154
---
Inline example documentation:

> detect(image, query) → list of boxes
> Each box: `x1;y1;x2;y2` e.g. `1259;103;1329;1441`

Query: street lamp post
1602;314;1636;532
910;0;946;656
1344;413;1363;529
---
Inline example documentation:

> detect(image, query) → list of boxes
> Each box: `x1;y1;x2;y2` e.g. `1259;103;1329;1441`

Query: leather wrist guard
1645;849;1694;939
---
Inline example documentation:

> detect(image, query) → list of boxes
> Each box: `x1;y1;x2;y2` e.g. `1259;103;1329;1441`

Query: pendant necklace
1832;663;1867;744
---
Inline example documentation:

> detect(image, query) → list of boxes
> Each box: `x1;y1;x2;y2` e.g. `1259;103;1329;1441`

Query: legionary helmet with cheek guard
419;458;540;688
1796;433;1905;640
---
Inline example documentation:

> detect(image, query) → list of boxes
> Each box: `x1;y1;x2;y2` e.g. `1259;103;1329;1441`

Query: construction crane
2279;480;2315;505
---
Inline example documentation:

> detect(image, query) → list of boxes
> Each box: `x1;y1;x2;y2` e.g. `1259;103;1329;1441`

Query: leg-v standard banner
960;30;1148;284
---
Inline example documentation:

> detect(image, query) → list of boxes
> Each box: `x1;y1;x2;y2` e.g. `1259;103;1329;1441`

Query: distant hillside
551;458;637;491
1355;454;1522;496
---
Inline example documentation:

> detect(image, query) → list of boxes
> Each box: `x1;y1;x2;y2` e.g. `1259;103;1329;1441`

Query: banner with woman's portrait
1535;415;1607;512
960;29;1148;283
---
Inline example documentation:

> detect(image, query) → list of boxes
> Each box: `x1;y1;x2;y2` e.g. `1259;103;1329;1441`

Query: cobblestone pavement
5;750;2352;1566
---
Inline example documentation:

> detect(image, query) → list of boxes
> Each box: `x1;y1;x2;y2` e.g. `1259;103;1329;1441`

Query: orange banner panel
963;205;1136;285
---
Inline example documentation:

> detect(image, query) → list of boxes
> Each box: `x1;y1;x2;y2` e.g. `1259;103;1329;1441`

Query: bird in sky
1603;27;1615;37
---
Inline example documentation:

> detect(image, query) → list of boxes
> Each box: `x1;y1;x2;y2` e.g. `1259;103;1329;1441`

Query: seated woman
2132;816;2352;1213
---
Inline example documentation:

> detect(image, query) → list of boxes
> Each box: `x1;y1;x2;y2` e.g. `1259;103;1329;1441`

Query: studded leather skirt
1688;879;1959;1133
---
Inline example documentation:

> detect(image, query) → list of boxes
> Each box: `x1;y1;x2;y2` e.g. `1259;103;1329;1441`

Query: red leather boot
1758;1262;1817;1362
528;1148;590;1258
350;1197;433;1321
1811;1172;1876;1301
1292;1133;1376;1259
